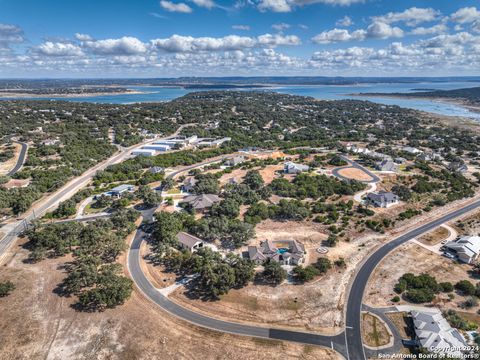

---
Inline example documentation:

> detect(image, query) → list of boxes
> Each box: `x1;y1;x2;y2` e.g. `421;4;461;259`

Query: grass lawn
84;204;108;214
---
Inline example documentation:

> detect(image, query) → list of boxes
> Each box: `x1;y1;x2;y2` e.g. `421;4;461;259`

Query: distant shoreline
0;89;146;99
348;93;480;114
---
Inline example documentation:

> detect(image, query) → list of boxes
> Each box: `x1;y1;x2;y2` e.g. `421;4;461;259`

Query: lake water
2;81;480;120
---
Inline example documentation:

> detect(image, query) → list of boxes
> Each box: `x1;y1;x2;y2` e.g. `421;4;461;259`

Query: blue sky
0;0;479;77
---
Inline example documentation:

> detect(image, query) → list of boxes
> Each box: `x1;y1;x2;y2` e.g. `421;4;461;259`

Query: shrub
455;280;476;296
440;282;454;293
404;288;435;303
313;258;332;273
0;281;15;297
391;296;400;303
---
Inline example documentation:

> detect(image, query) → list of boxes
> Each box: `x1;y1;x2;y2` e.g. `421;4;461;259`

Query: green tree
262;260;287;285
455;280;476;296
313;257;332;273
292;265;320;283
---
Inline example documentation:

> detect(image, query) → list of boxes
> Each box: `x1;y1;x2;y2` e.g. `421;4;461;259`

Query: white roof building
444;235;480;264
142;144;171;152
411;309;467;358
284;161;310;174
132;149;156;157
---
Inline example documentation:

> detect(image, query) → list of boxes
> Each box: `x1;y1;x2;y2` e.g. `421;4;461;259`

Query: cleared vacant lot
336;167;374;182
0;238;341;360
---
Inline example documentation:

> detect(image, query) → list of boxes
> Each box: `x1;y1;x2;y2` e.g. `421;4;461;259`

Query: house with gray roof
180;194;221;212
225;156;246;167
248;240;305;266
177;232;205;253
447;161;468;173
181;177;197;193
410;309;467;358
402;146;423;154
375;160;398;172
102;184;135;198
284;161;310;174
366;191;399;208
149;166;164;174
444;235;480;264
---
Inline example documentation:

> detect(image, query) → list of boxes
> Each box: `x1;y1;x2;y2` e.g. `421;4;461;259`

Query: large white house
411;309;467;358
284;161;310;174
444;235;480;264
365;191;399;208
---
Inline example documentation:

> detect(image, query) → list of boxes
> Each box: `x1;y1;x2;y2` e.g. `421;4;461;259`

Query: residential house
284;161;310;174
443;235;480;264
402;146;423;154
149;166;164;174
365;191;399;208
248;239;306;266
103;184;135;198
447;161;468;173
177;232;205;253
181;177;197;193
410;309;467;358
180;194;221;212
375;160;398;172
417;152;443;162
225;156;246;167
369;152;392;161
346;144;370;154
394;157;407;164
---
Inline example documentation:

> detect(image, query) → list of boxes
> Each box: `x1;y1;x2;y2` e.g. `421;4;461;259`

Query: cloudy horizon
0;0;479;78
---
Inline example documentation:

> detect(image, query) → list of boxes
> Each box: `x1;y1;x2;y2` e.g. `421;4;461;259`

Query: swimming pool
277;248;289;254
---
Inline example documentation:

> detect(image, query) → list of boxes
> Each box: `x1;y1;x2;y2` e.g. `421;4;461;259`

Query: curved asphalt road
128;215;347;353
332;155;380;184
345;199;480;360
128;157;480;360
6;140;28;176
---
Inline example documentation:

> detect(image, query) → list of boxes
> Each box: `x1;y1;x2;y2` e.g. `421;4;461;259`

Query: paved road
0;124;193;260
127;210;348;354
332;155;380;184
345;199;480;360
6;140;28;176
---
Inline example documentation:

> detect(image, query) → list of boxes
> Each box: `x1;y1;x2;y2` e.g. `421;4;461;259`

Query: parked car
442;252;455;259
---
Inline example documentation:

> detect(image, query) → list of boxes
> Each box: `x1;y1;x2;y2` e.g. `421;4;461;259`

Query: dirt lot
362;312;391;347
364;241;473;309
417;226;450;245
0;238;341;360
258;164;284;184
336;167;374;182
218;168;247;186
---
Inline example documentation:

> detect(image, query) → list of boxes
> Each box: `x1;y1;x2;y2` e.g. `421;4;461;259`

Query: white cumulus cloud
190;0;216;9
160;1;193;13
272;23;291;31
410;24;448;36
83;36;148;55
366;21;404;39
37;42;84;57
257;0;363;13
336;16;354;27
450;7;480;24
312;28;366;43
372;7;440;26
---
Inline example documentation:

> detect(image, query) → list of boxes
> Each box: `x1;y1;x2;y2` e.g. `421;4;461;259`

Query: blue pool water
277;248;289;254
